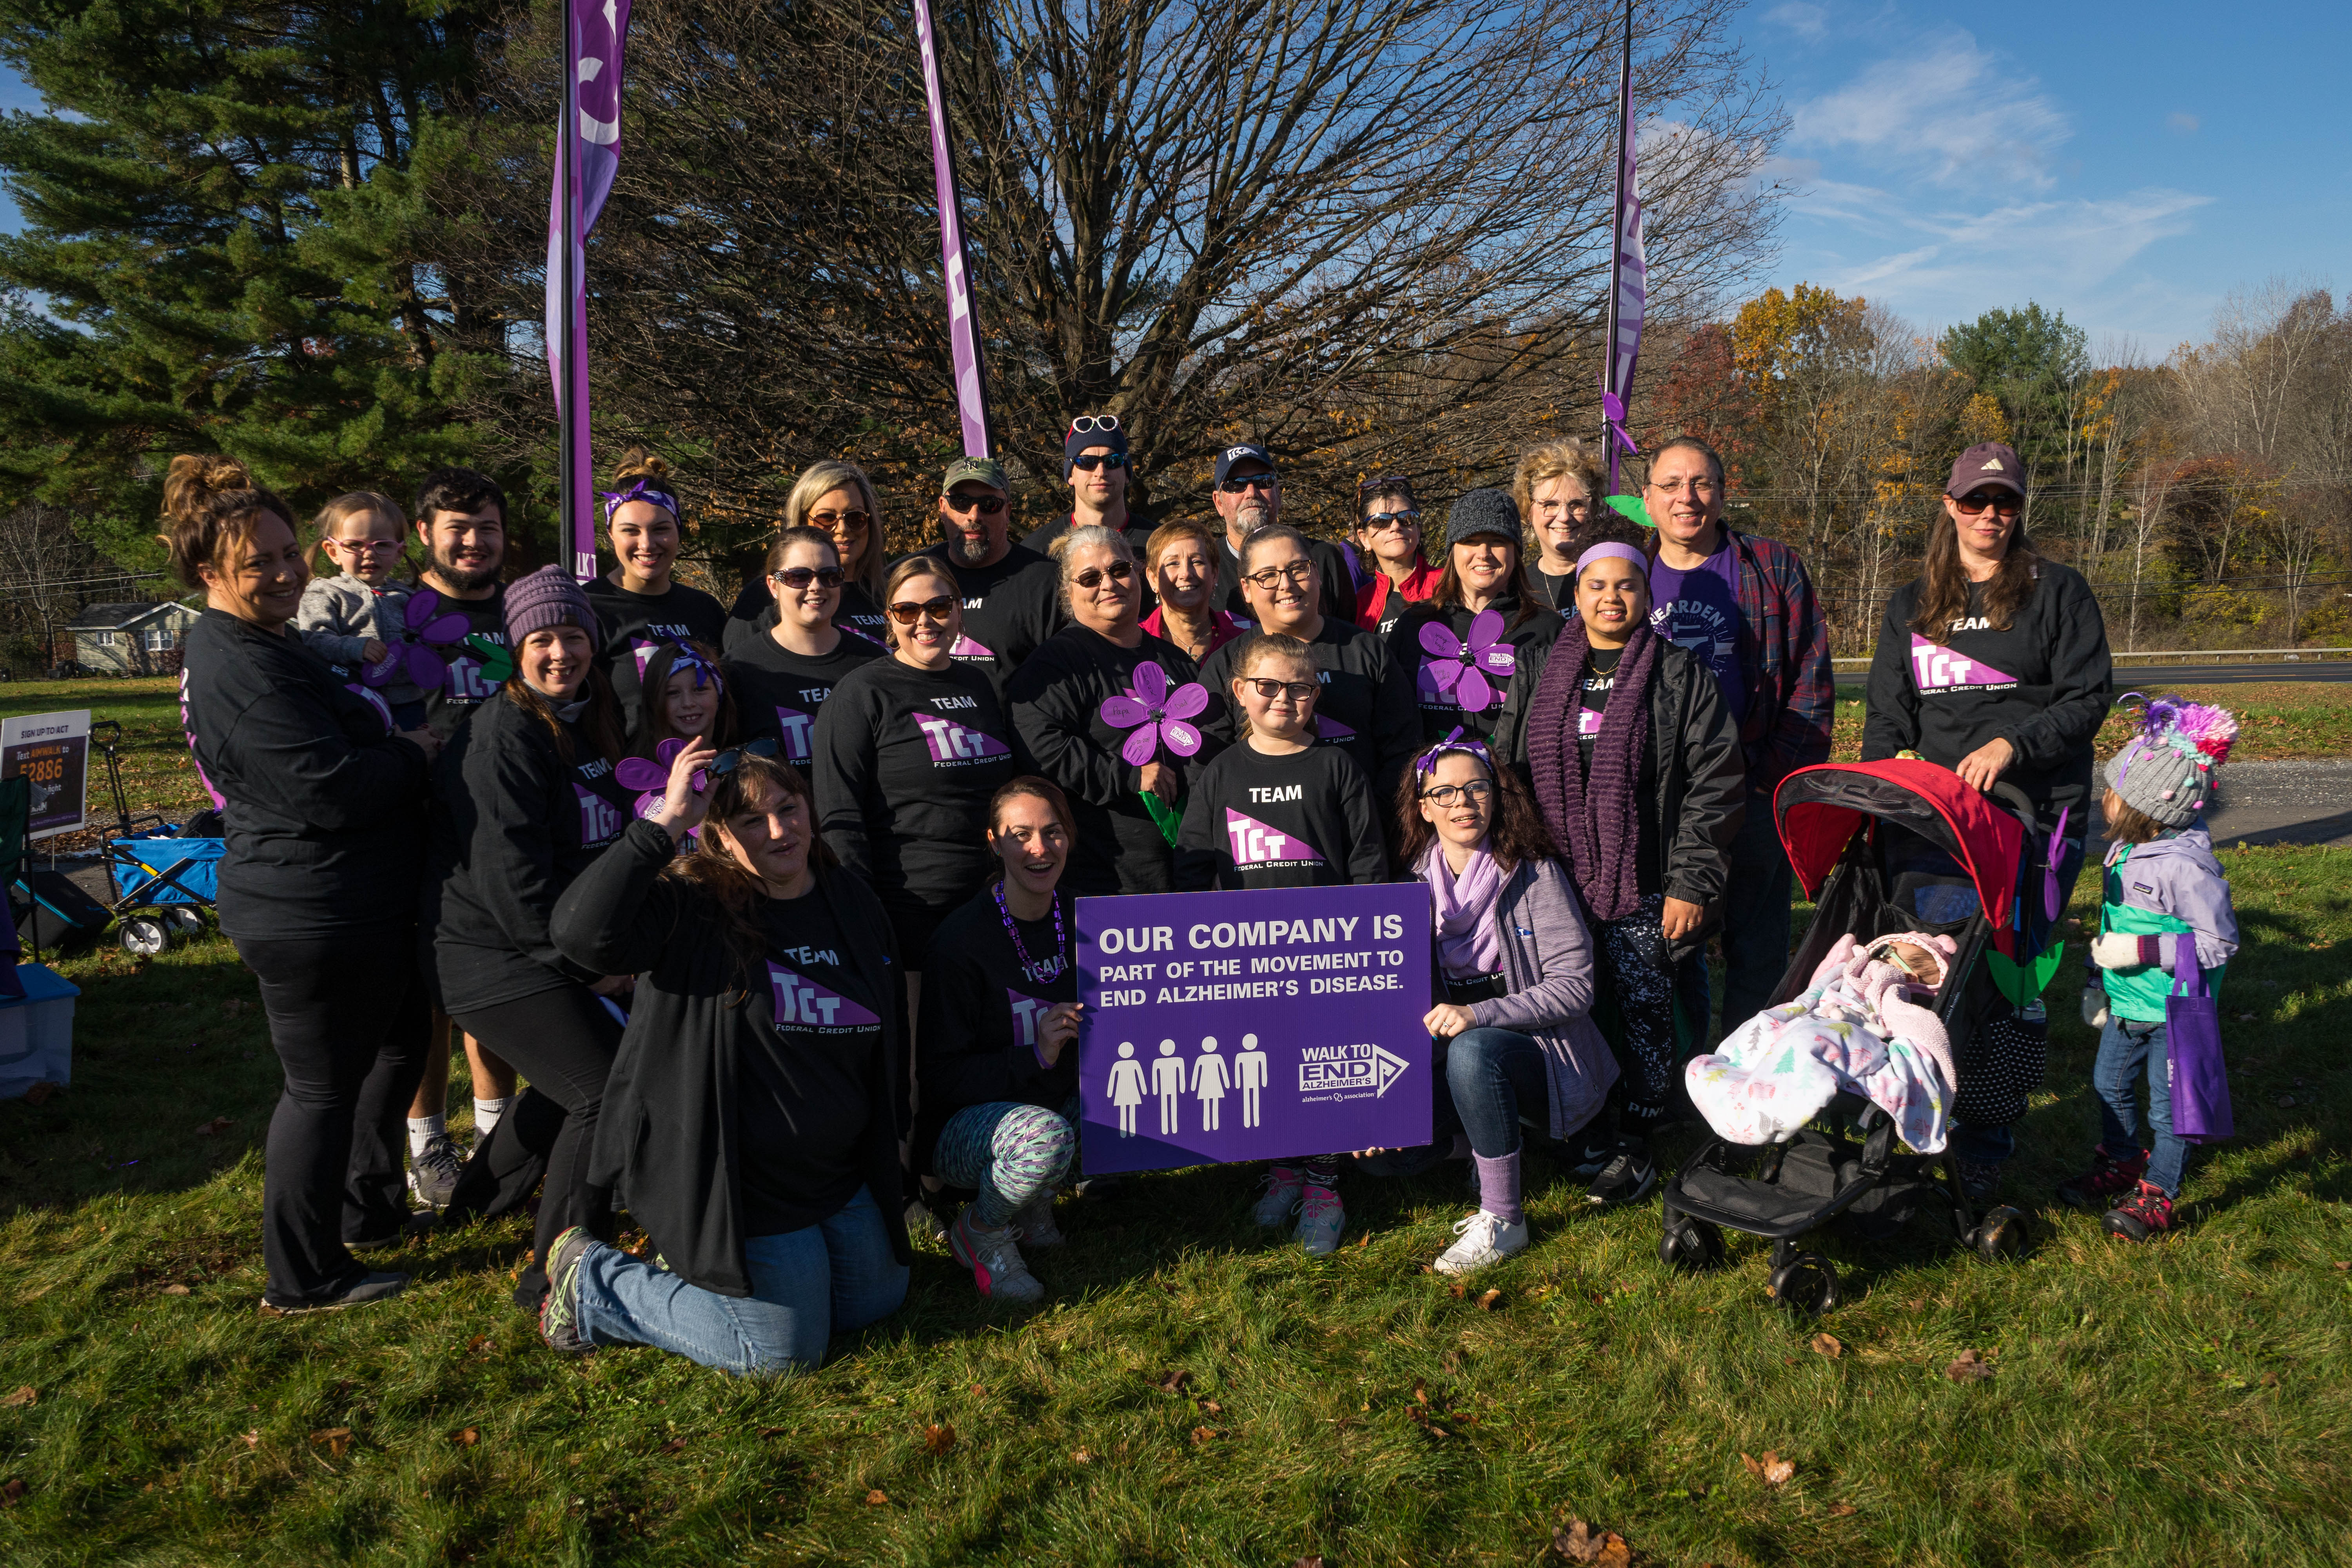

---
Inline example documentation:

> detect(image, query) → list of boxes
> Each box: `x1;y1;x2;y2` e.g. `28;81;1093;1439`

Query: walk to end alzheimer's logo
1907;632;2019;694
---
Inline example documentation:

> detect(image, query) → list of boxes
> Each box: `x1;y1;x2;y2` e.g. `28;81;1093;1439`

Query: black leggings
1591;895;1709;1136
447;985;623;1304
235;928;430;1307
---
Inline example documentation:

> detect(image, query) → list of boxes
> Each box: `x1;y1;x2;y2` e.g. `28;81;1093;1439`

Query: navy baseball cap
1213;442;1277;484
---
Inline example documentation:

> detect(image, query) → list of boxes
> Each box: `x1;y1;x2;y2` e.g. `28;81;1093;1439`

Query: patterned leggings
1592;893;1706;1134
931;1102;1076;1228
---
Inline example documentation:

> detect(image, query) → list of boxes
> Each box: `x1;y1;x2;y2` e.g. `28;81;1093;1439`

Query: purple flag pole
546;0;635;581
912;0;994;458
1599;0;1647;495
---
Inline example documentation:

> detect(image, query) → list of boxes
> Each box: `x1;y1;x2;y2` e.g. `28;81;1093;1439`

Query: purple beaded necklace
993;881;1066;983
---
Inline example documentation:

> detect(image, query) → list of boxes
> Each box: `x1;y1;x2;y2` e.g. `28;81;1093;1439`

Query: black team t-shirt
724;584;890;660
584;577;731;733
1175;740;1385;890
725;630;884;775
420;584;509;740
913;885;1081;1167
1388;596;1564;748
739;893;881;1236
916;542;1066;700
1198;618;1420;805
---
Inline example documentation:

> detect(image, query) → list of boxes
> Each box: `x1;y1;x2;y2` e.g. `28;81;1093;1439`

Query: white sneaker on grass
1252;1165;1305;1229
949;1208;1045;1302
1433;1210;1527;1275
1295;1183;1345;1255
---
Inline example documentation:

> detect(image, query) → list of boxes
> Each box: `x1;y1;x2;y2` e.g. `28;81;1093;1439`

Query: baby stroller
1657;759;2055;1315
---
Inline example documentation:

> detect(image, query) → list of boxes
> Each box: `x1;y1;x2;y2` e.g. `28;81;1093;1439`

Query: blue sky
1742;0;2351;358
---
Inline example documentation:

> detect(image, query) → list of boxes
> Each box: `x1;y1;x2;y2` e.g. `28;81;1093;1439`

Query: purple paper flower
1417;608;1515;713
364;587;473;690
614;737;706;822
1099;661;1208;765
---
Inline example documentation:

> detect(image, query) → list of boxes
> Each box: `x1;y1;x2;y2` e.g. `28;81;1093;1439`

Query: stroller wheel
1766;1251;1839;1316
1967;1205;2029;1262
119;916;169;957
1658;1216;1725;1274
164;907;207;940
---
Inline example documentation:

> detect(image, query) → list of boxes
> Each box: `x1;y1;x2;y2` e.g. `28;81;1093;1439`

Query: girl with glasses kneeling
539;740;910;1374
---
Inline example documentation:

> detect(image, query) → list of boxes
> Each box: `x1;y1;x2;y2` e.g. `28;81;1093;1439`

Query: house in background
68;600;202;675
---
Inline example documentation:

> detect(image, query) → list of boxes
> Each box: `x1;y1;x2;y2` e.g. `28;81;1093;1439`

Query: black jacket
1387;596;1565;750
554;820;912;1296
913;886;1078;1169
181;608;430;939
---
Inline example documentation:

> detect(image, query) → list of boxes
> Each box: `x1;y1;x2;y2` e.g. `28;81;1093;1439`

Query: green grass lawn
3;692;2350;1564
0;677;210;837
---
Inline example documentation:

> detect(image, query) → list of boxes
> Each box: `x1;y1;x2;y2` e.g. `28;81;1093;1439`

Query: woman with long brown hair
172;454;443;1313
539;739;911;1374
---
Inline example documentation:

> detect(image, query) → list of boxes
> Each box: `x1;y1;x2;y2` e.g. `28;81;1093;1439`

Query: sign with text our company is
1074;884;1432;1176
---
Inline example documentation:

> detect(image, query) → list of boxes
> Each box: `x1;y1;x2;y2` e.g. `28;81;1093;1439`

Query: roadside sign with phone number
0;710;92;838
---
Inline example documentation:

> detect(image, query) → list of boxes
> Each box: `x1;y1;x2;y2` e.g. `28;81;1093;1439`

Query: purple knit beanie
503;565;603;652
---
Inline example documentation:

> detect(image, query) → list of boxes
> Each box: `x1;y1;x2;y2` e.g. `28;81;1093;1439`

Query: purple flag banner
1599;0;1646;494
911;0;993;457
1074;886;1433;1176
545;0;634;581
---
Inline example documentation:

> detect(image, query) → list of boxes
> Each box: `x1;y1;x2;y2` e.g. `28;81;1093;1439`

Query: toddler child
296;492;427;728
2061;697;2239;1241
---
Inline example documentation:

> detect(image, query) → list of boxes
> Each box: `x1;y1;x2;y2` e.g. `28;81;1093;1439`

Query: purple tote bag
2166;962;2233;1143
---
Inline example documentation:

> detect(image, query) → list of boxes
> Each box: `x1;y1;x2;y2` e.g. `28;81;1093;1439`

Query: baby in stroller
1686;931;1960;1154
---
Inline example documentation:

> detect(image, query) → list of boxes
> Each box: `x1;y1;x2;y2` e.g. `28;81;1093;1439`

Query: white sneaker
1251;1165;1305;1229
1013;1192;1065;1249
1295;1183;1345;1255
949;1209;1044;1302
1433;1210;1528;1275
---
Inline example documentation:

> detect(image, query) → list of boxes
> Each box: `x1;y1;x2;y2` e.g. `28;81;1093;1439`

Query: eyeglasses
1648;476;1721;496
942;493;1007;515
1243;677;1318;702
1952;490;2023;516
811;508;871;530
1069;414;1121;434
1070;452;1130;472
771;566;845;590
887;595;957;625
1419;779;1495;807
1360;510;1420;531
330;536;403;552
1242;561;1314;590
1218;474;1278;494
1533;497;1593;515
1072;560;1135;590
708;735;782;779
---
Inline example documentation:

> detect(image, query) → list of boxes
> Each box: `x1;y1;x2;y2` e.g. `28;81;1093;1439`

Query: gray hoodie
297;573;424;706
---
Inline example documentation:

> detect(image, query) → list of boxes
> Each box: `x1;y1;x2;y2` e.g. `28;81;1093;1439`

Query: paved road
2112;661;2352;687
2087;758;2352;848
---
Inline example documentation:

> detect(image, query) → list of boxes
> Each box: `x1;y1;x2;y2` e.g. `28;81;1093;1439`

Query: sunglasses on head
887;595;957;625
1072;559;1135;590
1069;414;1120;434
1243;676;1318;702
708;735;782;779
810;508;870;530
1070;452;1130;472
771;566;845;590
943;493;1007;515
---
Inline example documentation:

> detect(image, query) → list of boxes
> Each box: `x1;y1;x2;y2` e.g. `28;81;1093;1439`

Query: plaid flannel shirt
1725;526;1833;794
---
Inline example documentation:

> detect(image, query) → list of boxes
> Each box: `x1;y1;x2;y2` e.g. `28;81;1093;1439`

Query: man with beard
411;468;514;739
1208;443;1355;626
918;456;1064;701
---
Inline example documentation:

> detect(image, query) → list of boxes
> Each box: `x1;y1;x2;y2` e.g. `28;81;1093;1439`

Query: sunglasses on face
1242;561;1314;590
943;493;1007;516
1419;779;1495;807
1218;474;1278;494
1243;677;1318;702
1360;510;1420;531
1073;560;1135;590
1070;452;1130;472
708;735;782;778
1953;491;2023;516
887;595;957;625
811;508;870;530
771;566;845;590
1069;414;1121;434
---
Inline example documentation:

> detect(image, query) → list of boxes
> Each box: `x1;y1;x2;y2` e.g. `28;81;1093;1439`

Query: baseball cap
1212;442;1277;485
1946;441;2024;499
942;456;1009;493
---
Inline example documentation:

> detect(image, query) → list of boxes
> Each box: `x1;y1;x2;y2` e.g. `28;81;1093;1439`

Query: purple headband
1414;725;1493;779
660;641;722;695
599;478;682;527
1574;541;1649;575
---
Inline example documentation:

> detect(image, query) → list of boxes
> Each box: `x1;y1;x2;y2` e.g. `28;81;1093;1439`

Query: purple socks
1474;1152;1523;1225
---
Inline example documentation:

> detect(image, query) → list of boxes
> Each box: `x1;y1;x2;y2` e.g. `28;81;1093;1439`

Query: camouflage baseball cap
942;456;1009;493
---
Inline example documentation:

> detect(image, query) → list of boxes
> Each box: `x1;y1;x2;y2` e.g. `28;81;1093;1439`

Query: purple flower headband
1413;725;1493;778
599;478;682;526
1574;540;1649;574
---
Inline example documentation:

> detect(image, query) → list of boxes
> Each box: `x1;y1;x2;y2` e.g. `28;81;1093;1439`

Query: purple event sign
1075;885;1433;1176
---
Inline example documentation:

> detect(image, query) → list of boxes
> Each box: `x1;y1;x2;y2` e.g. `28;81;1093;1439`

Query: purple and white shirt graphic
1007;987;1061;1065
1224;808;1324;869
1313;713;1355;743
948;633;993;661
915;712;1012;766
772;705;817;762
631;626;698;677
768;961;882;1033
574;783;625;846
1908;633;2019;694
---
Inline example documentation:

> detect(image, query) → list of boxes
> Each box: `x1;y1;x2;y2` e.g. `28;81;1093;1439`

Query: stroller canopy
1773;760;2022;937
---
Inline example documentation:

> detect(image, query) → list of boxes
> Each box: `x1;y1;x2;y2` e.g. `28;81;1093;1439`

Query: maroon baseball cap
1946;441;2024;499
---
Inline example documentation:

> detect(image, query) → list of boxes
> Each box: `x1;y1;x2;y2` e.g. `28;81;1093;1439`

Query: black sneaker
260;1270;408;1315
408;1134;464;1210
1565;1129;1617;1180
1584;1145;1658;1207
539;1225;596;1354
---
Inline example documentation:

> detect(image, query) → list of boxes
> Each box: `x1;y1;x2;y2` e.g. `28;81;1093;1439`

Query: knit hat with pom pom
2103;693;2238;828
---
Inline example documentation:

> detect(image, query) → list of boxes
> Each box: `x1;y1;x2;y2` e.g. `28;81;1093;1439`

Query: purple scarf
1527;615;1657;922
1419;841;1505;978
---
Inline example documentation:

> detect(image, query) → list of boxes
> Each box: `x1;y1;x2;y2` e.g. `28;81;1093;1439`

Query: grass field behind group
2;680;2350;1565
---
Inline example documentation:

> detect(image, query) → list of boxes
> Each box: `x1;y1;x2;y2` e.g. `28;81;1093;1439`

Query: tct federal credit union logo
1298;1040;1411;1103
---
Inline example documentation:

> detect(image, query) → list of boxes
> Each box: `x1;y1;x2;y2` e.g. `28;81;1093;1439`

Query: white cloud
1793;29;2070;190
1766;3;1829;39
2167;112;2200;134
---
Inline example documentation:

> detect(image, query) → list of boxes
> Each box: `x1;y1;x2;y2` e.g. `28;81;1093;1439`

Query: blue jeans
573;1184;907;1376
1715;791;1793;1036
1434;1027;1550;1158
2094;1017;2186;1196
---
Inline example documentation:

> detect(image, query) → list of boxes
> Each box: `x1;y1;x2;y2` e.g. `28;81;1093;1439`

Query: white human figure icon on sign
1106;1040;1146;1137
1150;1038;1185;1136
1192;1036;1230;1131
1234;1034;1269;1128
